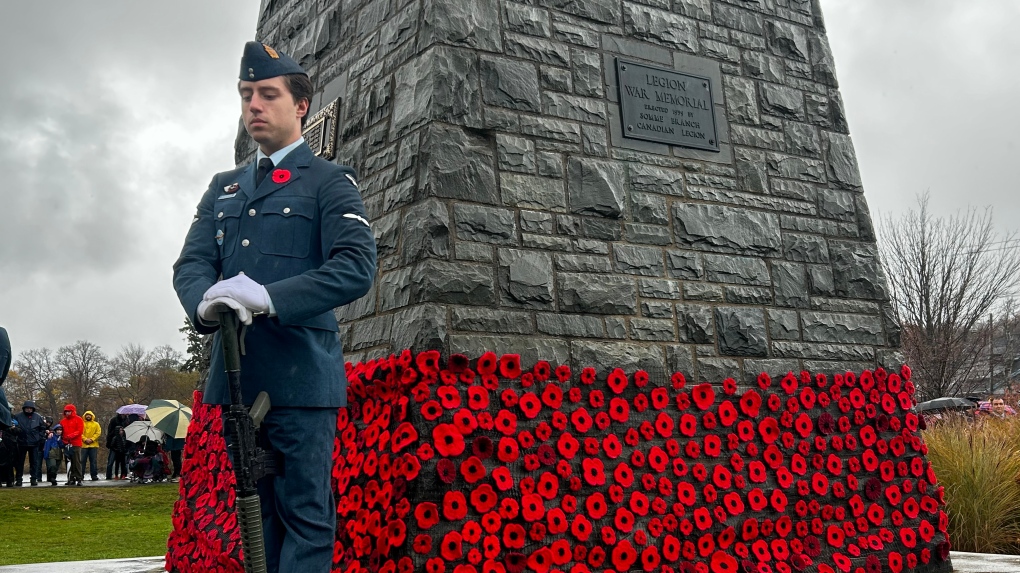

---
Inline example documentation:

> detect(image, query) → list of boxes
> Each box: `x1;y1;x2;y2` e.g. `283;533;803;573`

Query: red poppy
470;484;498;513
271;169;291;184
433;424;465;457
607;368;629;394
692;384;716;410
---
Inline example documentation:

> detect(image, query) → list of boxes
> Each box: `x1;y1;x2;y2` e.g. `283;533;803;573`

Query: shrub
924;416;1020;553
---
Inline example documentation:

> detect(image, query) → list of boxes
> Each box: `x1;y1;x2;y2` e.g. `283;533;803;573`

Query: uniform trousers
226;406;338;573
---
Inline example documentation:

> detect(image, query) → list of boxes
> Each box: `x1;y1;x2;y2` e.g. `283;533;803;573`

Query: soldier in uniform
173;41;376;573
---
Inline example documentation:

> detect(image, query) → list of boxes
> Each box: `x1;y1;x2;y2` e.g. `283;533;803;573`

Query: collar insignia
263;44;280;59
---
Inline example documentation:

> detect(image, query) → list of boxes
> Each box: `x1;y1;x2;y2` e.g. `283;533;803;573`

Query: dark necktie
255;157;274;187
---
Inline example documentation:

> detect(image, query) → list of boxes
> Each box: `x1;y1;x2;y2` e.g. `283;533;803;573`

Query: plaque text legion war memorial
617;59;719;152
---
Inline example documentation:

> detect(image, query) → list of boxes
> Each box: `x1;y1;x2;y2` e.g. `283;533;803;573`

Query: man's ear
297;98;309;120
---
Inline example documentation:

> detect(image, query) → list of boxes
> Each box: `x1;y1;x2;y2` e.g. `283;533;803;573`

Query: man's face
993;399;1005;413
239;76;308;155
63;410;72;418
23;407;33;415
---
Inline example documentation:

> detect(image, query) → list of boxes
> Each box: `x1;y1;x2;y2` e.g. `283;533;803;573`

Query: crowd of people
0;401;183;486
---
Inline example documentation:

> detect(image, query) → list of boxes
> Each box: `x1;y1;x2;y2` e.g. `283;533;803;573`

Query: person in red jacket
60;404;84;486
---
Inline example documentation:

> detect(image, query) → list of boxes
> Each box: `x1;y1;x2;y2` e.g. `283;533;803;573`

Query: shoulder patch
344;173;359;189
343;213;371;228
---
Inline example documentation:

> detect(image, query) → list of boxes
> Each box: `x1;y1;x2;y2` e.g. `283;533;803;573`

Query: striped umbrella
146;399;193;438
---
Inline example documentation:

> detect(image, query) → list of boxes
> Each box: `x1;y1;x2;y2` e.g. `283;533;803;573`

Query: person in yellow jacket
80;411;102;481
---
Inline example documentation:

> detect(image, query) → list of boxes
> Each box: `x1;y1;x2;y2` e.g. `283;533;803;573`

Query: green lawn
0;483;179;565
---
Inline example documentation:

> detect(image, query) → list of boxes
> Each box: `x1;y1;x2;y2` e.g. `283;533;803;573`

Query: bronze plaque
303;97;340;161
616;59;719;152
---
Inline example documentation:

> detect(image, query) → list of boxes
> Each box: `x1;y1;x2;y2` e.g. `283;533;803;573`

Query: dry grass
924;416;1020;553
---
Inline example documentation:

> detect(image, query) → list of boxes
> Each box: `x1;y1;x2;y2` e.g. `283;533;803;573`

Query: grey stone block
501;173;567;211
451;307;535;334
411;259;496;305
523;234;573;250
521;116;582;143
809;32;837;86
766;153;825;183
735;148;769;194
373;210;401;258
454;203;518;245
697;357;741;383
542;0;621;24
505;33;570;66
743;52;784;83
521;210;554;234
713;4;763;35
403;199;450;263
391;46;482;138
684;282;724;301
772;261;809;308
624;223;669;244
498;249;556;308
760;83;805;120
418;124;497;203
674;203;782;256
774;341;875;362
724;76;759;126
783;233;830;263
638;278;682;299
630;163;685;196
572;48;604;97
666;344;696;376
456;241;494;262
392;304;448;352
336;287;377;323
725;286;773;305
785;121;821;156
770;178;817;202
801;311;884;345
379;266;413;311
503;2;551;37
568;157;627;217
558;273;637;314
614;244;665;276
678;304;714;344
807;265;835;296
830;241;889;300
642;301;674;319
818;189;856;221
622;3;698;52
823;132;863;188
631;192;669;225
767;20;809;62
451;334;571;367
631;318;676;341
419;0;501;52
553;22;601;48
704;254;771;286
581;125;609;157
536;313;606;337
543;92;607;124
571;340;666;375
349;314;394;350
556;253;613;273
537;152;565;177
497;134;537;173
606;317;628;339
768;309;800;341
541;65;573;92
481;56;541;112
666;249;702;279
674;0;711;21
716;307;768;356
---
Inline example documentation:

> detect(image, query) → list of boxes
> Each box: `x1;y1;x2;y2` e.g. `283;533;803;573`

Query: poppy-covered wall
167;353;953;573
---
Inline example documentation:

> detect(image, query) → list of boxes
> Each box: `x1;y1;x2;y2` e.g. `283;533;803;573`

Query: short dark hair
283;73;314;128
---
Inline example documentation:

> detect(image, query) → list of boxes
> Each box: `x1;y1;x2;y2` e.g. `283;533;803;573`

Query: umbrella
146;399;193;438
117;404;147;416
124;420;164;443
915;397;977;413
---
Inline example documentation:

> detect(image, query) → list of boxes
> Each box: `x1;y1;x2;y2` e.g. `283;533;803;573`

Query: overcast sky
0;1;1017;361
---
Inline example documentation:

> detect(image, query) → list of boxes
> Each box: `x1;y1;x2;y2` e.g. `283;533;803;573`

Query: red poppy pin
272;169;291;184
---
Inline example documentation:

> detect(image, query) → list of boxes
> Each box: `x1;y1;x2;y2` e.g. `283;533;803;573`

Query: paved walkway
0;552;1017;573
1;473;177;488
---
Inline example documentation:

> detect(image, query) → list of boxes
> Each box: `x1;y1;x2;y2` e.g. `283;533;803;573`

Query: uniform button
241;239;250;247
283;207;291;214
217;212;224;218
249;209;256;216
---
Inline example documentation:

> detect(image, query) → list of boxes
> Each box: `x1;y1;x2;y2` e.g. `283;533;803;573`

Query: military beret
239;41;306;82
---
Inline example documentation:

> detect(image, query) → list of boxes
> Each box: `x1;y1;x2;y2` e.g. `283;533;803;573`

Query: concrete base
0;552;1012;573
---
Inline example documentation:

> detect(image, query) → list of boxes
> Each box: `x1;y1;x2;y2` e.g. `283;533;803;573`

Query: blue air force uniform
172;41;376;573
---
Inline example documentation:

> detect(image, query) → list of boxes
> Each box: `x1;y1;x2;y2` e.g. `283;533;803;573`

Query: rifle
219;312;273;573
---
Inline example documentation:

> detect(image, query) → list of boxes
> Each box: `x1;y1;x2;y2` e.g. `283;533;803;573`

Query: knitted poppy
541;384;563;409
437;458;457;484
692;384;716;410
759;418;780;444
718;401;738;427
470;484;498;513
607;368;629;394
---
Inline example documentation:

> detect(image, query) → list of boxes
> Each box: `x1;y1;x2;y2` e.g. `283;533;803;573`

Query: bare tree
55;341;111;411
13;348;64;417
880;193;1020;401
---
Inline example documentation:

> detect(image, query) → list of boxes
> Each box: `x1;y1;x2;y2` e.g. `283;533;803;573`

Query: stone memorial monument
165;2;952;573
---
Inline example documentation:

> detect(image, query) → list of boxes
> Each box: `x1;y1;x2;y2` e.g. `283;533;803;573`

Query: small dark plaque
616;59;719;152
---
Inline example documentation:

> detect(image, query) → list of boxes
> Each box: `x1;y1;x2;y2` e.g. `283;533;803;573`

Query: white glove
198;296;254;326
202;273;271;315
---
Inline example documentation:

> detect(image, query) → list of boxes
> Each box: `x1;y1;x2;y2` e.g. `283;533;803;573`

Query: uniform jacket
82;411;101;448
0;327;11;428
14;401;46;446
173;142;376;407
61;405;84;447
